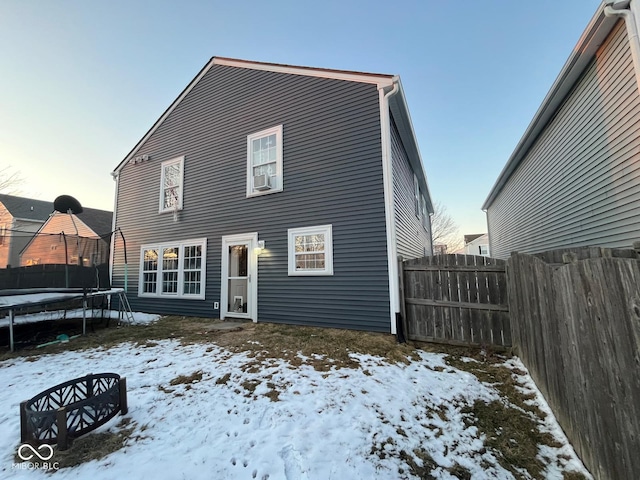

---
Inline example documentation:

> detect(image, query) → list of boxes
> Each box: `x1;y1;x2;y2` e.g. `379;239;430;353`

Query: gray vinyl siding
391;115;432;259
487;21;640;259
112;64;392;331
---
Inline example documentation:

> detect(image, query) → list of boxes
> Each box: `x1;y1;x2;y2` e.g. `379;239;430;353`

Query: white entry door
221;233;258;321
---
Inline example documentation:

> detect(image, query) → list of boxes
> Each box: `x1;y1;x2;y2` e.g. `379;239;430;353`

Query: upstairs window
414;174;420;217
160;156;184;213
247;125;283;197
420;194;429;229
288;225;333;276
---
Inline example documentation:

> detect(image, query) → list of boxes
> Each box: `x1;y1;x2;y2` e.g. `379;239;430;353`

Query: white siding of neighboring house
487;21;640;258
465;234;490;257
0;209;44;268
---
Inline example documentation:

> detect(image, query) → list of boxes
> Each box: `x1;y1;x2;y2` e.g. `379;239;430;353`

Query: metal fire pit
20;373;128;450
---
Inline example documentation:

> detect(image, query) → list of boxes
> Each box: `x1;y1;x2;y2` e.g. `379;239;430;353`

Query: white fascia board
482;5;617;210
112;58;217;175
213;57;395;89
113;57;396;175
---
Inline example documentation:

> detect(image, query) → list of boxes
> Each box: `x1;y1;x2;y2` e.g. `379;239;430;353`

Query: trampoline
0;288;129;351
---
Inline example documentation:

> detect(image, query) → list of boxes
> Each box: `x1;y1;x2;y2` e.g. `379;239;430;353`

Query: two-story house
483;2;640;258
20;207;113;267
110;57;433;333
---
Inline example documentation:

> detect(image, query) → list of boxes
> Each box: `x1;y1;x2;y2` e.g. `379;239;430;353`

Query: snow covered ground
0;329;590;479
0;308;160;328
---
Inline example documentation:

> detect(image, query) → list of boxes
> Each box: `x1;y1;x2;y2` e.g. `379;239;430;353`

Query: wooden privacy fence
509;247;640;480
399;254;510;348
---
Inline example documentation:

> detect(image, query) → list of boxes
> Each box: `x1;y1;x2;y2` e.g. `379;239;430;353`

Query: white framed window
139;238;206;299
420;194;428;229
159;156;184;213
247;125;283;197
414;174;420;217
288;225;333;276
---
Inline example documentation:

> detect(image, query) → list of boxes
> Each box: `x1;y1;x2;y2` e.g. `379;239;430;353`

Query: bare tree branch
0;167;24;194
430;200;463;253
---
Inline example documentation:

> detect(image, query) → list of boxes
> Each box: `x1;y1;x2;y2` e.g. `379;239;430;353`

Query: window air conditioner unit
253;174;271;190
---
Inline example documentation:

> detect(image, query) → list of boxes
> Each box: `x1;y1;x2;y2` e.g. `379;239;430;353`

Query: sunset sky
0;0;602;235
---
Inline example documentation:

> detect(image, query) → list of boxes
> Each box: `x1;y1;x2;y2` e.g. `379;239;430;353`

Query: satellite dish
54;195;83;214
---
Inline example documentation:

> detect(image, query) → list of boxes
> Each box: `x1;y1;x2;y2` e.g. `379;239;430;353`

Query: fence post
9;309;14;352
56;407;69;450
20;401;28;443
119;377;128;415
86;374;93;398
82;292;87;335
397;257;409;342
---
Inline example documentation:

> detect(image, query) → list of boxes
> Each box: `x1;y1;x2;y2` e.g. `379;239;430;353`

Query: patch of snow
0;342;590;479
0;309;160;328
503;357;593;480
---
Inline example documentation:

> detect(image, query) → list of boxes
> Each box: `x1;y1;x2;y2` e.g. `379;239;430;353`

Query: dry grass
169;370;203;386
214;322;419;370
2;316;585;478
440;349;584;480
48;417;138;469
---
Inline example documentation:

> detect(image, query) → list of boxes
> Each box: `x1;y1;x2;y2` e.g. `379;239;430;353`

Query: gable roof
111;56;433;212
464;233;485;244
76;207;113;237
482;3;618;210
0;194;52;222
19;208;113;257
38;212;99;237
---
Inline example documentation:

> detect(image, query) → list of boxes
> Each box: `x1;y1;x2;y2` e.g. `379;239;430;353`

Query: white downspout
379;78;400;334
605;1;640;91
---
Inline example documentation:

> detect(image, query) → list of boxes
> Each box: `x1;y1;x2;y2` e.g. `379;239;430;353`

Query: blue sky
0;0;602;235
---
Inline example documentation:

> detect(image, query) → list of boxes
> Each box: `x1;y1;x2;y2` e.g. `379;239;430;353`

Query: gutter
605;1;640;91
379;77;400;335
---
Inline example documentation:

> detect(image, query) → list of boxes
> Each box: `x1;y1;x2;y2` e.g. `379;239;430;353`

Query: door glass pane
229;245;247;277
227;244;248;313
228;278;247;313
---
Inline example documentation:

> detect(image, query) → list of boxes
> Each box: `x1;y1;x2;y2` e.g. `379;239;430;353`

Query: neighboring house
110;56;433;333
464;234;489;257
483;2;640;258
20;208;113;266
433;244;448;255
0;194;52;268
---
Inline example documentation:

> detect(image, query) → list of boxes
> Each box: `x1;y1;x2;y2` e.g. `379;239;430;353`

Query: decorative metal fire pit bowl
20;373;127;450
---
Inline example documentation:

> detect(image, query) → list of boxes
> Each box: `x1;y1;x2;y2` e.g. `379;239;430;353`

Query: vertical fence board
402;254;509;349
508;249;640;480
448;255;461;342
458;255;472;343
